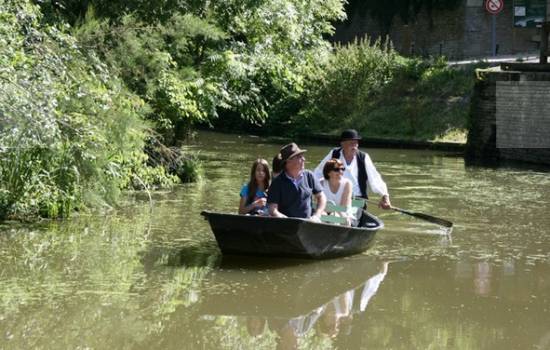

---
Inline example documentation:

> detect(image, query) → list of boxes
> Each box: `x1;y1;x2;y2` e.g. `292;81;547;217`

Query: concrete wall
466;69;550;165
332;0;542;59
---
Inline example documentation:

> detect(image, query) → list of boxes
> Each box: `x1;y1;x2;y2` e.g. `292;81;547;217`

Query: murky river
1;132;550;349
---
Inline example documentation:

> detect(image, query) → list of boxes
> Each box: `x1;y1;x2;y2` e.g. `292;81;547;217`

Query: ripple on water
2;133;550;350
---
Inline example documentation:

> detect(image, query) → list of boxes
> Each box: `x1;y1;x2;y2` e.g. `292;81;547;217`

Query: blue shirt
285;172;304;189
240;184;268;213
267;170;322;218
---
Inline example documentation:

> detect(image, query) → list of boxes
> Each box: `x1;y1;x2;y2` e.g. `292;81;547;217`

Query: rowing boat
200;210;383;259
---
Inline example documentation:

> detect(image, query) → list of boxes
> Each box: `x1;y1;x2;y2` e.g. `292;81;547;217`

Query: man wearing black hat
313;129;391;209
268;143;327;220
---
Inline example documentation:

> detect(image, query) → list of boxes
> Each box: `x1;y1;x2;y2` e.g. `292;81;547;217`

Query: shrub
295;39;480;142
175;154;203;183
297;37;400;134
0;0;174;220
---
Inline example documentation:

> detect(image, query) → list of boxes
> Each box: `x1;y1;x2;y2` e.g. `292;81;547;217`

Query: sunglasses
332;167;345;172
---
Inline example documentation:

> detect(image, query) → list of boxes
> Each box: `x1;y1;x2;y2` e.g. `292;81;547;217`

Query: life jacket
331;147;368;198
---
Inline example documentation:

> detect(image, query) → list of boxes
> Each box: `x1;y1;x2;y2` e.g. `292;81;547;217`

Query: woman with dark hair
239;158;271;215
272;153;283;178
321;159;353;225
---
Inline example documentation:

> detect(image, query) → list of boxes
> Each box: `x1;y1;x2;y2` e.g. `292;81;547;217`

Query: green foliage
297;39;482;141
0;0;174;220
297;37;400;133
174;153;203;183
68;0;345;144
73;12;258;143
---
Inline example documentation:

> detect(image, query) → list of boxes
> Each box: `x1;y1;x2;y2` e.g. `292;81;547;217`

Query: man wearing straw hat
268;143;326;221
314;129;391;209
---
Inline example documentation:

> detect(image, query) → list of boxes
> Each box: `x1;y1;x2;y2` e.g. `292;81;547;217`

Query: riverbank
212;55;483;148
202;129;465;153
299;134;465;152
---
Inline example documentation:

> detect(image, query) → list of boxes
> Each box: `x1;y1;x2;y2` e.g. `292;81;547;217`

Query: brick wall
332;0;541;59
466;69;550;166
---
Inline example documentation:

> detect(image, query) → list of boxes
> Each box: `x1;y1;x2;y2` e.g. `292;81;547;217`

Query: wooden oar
365;199;453;228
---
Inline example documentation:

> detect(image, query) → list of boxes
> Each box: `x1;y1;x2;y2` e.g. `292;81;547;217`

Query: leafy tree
0;0;173;219
68;0;346;143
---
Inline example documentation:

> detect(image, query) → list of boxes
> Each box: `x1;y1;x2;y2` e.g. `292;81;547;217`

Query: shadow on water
218;255;319;271
465;157;550;172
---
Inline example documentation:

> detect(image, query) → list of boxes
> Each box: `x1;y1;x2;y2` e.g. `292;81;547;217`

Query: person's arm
269;203;287;218
340;180;352;209
340;180;354;225
310;172;326;220
313;151;332;181
238;185;249;214
238;196;249;214
311;191;326;220
364;153;391;209
239;196;267;214
267;179;286;217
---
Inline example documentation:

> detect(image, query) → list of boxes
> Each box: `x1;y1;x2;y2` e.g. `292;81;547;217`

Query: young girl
239;158;271;215
321;158;353;225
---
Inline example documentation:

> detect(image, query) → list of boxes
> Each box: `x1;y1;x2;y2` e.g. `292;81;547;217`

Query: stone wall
332;0;542;59
466;68;550;165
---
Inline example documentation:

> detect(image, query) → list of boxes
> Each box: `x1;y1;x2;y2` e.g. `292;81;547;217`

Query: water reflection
195;258;390;349
454;257;550;304
2;132;550;349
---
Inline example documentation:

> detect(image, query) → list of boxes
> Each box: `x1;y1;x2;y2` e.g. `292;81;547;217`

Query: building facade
332;0;550;60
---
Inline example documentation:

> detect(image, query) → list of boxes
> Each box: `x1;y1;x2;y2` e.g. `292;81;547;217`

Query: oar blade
393;207;453;228
407;211;453;228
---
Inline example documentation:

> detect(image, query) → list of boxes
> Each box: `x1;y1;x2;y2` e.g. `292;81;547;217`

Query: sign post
485;0;504;56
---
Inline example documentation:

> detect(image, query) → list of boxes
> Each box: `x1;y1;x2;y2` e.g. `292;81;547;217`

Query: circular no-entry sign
485;0;503;14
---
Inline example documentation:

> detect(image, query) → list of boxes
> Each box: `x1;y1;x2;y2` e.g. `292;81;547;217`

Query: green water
1;132;549;349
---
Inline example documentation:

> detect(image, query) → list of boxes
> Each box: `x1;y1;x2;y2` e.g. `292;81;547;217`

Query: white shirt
321;178;355;218
313;149;389;197
321;178;348;205
359;270;387;312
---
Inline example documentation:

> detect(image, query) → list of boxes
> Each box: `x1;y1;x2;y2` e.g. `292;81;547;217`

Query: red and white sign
485;0;504;14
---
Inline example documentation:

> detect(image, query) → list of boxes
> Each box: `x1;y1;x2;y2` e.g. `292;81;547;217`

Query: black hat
279;143;307;163
340;129;362;141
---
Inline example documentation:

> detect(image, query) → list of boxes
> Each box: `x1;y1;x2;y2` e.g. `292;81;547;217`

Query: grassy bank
349;58;480;143
294;40;486;144
213;39;485;144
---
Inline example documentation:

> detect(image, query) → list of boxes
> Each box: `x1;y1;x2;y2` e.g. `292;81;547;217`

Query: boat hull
200;210;383;259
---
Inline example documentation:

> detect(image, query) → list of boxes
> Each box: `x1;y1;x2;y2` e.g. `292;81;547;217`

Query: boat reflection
198;257;390;348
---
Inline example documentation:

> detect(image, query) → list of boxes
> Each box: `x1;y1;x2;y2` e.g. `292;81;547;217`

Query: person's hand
254;198;267;208
345;216;353;226
309;214;322;223
378;195;391;210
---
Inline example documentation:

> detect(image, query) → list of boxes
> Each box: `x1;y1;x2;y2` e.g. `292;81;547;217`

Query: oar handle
365;198;394;210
